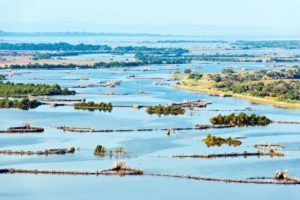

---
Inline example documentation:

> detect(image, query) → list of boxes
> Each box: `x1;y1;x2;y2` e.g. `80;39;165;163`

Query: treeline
146;105;185;116
0;43;189;56
8;62;142;69
208;67;300;83
0;97;41;110
210;113;271;126
32;51;102;60
7;57;190;69
0;75;5;80
206;68;300;101
0;81;75;96
114;46;188;55
234;40;300;49
0;42;112;51
74;101;112;112
135;52;192;64
215;80;300;101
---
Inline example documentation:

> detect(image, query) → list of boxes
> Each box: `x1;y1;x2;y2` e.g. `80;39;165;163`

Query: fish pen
0;124;44;134
55;124;234;134
0;148;75;156
172;150;284;159
1;167;299;185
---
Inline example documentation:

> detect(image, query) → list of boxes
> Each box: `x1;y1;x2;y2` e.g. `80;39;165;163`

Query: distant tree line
208;67;300;83
135;52;192;64
234;40;300;49
0;43;189;56
8;62;142;70
0;42;112;51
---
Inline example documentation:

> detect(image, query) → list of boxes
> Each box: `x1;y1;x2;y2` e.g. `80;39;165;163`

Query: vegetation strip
174;67;300;109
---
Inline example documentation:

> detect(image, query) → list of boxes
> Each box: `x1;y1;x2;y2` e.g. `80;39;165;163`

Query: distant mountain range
0;31;178;37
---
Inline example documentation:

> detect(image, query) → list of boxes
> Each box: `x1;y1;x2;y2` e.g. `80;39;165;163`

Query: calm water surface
0;37;299;200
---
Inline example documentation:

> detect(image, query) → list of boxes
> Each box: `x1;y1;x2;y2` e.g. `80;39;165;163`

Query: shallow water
0;37;300;199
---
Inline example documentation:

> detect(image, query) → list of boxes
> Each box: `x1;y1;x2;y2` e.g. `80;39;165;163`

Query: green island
209;113;271;126
203;134;242;147
174;67;300;109
146;105;185;116
0;81;75;97
93;145;128;157
74;101;113;112
0;97;41;110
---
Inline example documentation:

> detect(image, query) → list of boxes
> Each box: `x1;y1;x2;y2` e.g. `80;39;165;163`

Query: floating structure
54;124;233;134
105;80;121;87
271;120;300;124
0;161;143;177
1;167;300;185
0;124;44;134
127;75;165;80
0;148;75;156
99;161;143;176
56;126;95;132
104;91;130;96
172;150;284;159
195;124;234;129
168;99;211;108
209;93;232;97
36;97;84;102
80;77;89;80
254;144;285;150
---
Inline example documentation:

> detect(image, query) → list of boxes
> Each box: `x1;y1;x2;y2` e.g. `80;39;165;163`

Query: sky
0;0;300;36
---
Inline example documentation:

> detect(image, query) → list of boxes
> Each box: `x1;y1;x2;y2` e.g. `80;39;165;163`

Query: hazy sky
1;0;300;35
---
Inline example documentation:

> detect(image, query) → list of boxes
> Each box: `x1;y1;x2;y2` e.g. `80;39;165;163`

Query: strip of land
173;71;300;109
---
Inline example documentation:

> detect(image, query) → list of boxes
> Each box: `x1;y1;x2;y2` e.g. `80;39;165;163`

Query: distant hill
0;31;176;37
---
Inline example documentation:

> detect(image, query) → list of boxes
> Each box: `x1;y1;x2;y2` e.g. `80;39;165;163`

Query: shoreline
172;75;300;110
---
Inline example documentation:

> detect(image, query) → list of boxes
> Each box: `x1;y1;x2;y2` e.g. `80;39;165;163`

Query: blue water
0;37;300;200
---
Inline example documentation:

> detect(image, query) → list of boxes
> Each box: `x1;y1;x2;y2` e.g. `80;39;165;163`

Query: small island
94;145;128;157
0;97;41;110
146;105;185;116
74;101;113;112
0;81;75;97
210;113;271;126
203;134;242;147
